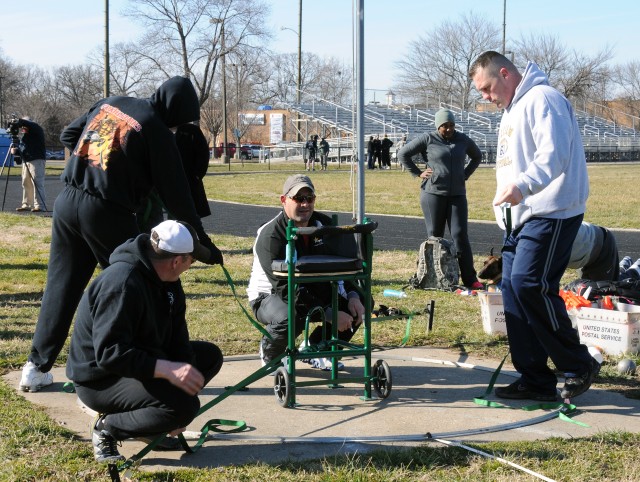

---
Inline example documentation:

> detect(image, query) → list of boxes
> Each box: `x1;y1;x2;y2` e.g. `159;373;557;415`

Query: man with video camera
8;116;47;213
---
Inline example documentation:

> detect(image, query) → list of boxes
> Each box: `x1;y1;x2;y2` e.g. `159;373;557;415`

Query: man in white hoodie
470;51;599;402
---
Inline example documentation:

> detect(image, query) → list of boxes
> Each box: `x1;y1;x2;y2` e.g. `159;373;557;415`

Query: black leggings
419;191;477;286
30;185;140;372
75;341;223;441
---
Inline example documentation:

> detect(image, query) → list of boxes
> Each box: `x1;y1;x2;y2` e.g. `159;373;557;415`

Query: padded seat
272;255;363;278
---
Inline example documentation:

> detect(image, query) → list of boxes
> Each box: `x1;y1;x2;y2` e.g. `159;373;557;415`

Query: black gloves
207;242;224;266
200;237;224;266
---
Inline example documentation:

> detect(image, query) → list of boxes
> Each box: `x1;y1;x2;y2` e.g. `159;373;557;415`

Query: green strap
119;419;248;470
399;314;412;346
221;265;272;340
141;191;166;225
371;312;415;346
177;418;247;454
474;350;590;427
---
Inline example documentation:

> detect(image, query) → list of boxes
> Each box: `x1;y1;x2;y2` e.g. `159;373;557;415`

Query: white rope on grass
430;437;557;482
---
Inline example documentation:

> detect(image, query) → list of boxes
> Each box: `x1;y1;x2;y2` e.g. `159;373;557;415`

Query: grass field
201;161;640;229
1;163;639;480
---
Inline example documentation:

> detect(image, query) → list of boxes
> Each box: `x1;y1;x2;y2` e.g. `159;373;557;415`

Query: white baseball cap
150;220;209;263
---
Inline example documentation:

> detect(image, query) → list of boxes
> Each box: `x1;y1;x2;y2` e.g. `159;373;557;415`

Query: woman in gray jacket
398;108;483;289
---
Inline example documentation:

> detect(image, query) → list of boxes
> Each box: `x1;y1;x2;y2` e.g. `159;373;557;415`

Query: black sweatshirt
59;76;213;249
66;234;194;384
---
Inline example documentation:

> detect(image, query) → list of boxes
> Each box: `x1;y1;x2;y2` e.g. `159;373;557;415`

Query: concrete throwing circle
115;347;581;470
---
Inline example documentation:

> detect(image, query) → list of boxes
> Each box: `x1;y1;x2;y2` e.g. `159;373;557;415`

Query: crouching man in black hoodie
66;220;223;462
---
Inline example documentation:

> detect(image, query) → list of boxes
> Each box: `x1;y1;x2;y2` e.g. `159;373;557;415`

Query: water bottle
383;289;407;298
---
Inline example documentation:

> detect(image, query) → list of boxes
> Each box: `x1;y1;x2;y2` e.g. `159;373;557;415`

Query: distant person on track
305;135;318;171
319;137;330;171
367;136;375;169
380;134;393;169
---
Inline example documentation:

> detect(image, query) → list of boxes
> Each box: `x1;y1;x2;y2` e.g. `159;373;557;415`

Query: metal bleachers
285;98;640;163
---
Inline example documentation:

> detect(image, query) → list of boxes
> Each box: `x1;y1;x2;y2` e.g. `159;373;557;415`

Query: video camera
5;114;22;164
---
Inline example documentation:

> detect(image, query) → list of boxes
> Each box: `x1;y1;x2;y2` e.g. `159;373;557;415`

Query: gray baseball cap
282;174;315;197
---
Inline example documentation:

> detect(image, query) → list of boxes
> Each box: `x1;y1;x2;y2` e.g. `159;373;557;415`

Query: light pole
502;0;507;55
210;18;228;164
0;76;4;126
232;63;244;160
104;0;110;98
280;26;301;104
297;0;302;107
281;0;302;141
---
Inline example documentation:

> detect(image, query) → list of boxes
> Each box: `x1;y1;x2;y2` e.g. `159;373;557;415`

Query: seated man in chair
247;174;366;370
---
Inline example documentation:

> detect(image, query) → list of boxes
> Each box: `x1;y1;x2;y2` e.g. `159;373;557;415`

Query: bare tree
254;52;352;107
313;57;352;105
0;51;37;125
512;33;570;81
0;63;78;146
613;61;640;118
54;64;103;115
394;11;500;110
199;94;222;145
88;42;162;97
252;52;298;105
513;33;613;104
123;0;272;106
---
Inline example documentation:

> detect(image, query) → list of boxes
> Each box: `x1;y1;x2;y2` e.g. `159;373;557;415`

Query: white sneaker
18;361;53;392
308;357;345;371
259;343;267;367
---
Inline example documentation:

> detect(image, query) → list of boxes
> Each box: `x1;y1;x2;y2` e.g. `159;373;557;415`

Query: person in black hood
19;76;224;393
136;122;212;232
67;220;224;462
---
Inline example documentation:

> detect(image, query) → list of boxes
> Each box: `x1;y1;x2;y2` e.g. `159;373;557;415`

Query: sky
2;0;639;103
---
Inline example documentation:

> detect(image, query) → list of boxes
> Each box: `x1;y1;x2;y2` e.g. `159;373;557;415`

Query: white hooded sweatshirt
494;62;589;231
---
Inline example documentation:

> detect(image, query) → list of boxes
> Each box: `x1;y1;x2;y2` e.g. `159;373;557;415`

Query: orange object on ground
601;296;614;310
559;289;591;310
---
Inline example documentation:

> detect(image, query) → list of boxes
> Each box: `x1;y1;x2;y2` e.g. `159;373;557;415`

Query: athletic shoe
626;259;640;280
259;342;287;373
620;256;633;273
92;414;124;462
494;380;558;402
560;357;601;399
259;342;268;367
18;361;53;392
307;357;345;371
31;207;42;212
15;206;30;212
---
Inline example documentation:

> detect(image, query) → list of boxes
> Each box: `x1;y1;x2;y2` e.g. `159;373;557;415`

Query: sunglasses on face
288;194;316;204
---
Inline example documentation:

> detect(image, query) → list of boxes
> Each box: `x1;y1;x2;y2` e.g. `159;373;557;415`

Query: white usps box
574;307;640;356
478;292;507;335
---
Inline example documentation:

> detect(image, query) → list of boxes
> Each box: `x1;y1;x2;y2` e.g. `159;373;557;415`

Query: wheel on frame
273;366;291;407
372;359;392;399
